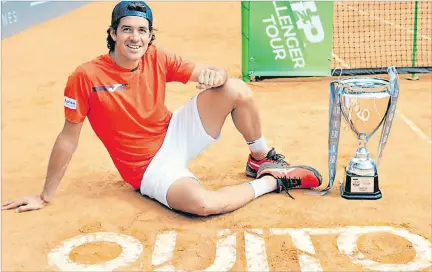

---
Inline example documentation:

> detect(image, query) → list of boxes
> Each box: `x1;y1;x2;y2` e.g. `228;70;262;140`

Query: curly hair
106;2;156;52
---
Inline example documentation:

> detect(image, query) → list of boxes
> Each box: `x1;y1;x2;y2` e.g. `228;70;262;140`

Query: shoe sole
257;163;322;186
246;164;257;178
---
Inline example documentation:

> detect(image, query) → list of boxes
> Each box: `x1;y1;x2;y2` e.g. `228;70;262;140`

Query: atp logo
290;1;325;43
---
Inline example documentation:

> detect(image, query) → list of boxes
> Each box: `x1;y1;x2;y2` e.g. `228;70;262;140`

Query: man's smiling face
110;16;152;66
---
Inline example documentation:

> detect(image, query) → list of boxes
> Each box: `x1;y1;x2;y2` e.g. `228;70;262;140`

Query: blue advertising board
2;1;89;39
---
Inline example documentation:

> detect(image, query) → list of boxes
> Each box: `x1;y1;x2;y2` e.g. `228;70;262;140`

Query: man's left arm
189;64;228;90
162;47;228;89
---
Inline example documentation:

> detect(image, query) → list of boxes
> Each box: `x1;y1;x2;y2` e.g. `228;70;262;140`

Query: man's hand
2;116;82;214
2;196;47;213
196;68;226;90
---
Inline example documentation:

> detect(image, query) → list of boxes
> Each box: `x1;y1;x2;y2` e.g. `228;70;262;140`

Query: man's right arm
41;120;83;202
2;120;83;213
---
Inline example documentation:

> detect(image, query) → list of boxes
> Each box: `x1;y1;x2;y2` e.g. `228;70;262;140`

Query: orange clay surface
2;2;431;271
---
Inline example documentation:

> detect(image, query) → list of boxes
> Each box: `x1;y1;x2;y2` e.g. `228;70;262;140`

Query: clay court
2;2;431;271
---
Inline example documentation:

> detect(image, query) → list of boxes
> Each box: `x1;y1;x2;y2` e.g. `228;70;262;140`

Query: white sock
247;136;269;156
248;178;278;199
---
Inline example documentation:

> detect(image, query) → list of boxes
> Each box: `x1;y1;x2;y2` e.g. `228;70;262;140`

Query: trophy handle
329;81;338;121
377;67;400;166
307;80;342;196
322;80;342;195
387;66;399;95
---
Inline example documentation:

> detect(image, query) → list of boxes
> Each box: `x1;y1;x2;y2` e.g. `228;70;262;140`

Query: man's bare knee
220;78;253;106
192;197;222;217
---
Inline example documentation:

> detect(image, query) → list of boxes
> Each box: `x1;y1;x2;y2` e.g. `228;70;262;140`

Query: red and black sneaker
256;162;322;199
246;148;289;178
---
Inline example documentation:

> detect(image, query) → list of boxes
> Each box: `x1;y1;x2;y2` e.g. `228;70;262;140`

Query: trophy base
341;172;382;200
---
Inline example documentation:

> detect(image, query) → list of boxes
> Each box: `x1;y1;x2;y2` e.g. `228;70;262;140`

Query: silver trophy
319;67;400;199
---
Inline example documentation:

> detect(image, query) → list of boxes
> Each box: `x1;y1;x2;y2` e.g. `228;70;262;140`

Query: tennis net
332;1;432;75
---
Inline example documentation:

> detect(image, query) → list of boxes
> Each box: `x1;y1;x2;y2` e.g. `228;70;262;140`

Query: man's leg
197;79;292;178
157;78;321;216
166;162;323;217
196;78;264;149
163;79;282;216
166;176;277;216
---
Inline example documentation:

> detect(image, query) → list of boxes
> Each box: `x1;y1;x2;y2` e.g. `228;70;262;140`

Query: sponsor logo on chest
92;84;128;92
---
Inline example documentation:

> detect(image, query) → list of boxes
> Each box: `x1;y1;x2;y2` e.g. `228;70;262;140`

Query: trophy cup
319;67;400;199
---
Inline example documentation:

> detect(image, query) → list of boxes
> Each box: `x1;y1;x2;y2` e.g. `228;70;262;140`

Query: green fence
242;1;334;81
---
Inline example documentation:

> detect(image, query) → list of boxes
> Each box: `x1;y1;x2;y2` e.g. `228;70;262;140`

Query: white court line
332;52;351;69
398;113;432;145
337;2;431;41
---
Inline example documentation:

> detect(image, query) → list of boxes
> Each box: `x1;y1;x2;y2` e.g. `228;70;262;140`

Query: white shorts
140;95;220;208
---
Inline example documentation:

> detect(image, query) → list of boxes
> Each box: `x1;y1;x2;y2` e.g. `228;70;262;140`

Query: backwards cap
111;1;153;26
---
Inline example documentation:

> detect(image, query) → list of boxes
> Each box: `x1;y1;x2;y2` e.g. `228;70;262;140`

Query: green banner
242;1;334;81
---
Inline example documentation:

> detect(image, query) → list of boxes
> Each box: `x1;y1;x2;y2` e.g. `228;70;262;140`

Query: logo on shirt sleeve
64;96;77;110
